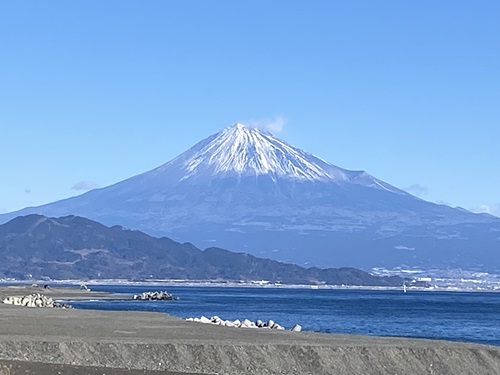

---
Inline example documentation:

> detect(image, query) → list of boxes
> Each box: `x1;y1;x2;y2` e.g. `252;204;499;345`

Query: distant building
414;277;432;287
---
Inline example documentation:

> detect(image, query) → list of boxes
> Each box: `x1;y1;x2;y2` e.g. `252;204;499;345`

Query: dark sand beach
0;286;499;374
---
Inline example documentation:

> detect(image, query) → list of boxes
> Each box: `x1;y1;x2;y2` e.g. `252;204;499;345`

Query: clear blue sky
0;1;499;216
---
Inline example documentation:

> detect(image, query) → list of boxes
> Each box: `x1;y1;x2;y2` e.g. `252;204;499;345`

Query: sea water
69;285;500;346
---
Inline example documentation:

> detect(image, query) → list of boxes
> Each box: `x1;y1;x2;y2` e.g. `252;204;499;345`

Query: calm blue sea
68;285;500;347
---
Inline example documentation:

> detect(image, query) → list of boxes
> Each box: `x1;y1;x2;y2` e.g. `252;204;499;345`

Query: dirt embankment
1;339;499;375
0;359;200;375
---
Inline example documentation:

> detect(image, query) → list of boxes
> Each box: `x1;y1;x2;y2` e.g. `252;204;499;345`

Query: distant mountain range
0;214;402;286
1;123;499;271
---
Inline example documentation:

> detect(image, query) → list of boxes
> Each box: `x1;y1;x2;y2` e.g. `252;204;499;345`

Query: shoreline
2;278;498;293
1;286;499;374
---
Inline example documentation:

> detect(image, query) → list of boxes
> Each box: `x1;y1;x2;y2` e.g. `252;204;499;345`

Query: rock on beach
133;291;178;301
186;315;296;331
2;293;72;309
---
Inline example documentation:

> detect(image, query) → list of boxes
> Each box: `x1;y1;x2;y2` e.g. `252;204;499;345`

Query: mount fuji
2;123;499;271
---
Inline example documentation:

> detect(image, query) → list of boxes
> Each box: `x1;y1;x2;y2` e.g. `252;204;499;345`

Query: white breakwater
186;315;301;331
2;293;72;308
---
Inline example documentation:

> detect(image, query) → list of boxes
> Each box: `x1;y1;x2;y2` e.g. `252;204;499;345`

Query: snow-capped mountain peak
165;123;350;182
0;122;497;273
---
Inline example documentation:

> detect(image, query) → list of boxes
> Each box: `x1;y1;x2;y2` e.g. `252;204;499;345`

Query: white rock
241;319;256;328
186;315;295;332
199;316;211;324
211;316;222;324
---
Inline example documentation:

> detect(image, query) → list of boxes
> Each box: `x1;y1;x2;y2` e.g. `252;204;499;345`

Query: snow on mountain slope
1;122;499;271
170;123;339;180
148;123;407;195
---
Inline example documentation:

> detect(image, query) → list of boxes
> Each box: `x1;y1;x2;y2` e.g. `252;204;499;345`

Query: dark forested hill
0;214;401;286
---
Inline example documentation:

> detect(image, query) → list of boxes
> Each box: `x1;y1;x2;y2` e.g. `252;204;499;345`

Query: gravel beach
0;286;499;374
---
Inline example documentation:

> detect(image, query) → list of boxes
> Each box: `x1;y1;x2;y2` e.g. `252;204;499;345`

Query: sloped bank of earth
0;360;202;375
0;303;499;375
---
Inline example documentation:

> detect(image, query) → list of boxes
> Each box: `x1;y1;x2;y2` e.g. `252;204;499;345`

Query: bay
69;285;500;346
